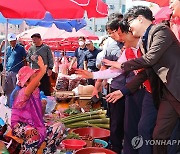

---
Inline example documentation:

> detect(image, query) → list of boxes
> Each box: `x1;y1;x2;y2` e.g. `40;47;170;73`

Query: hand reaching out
106;90;123;103
92;88;100;98
75;69;93;79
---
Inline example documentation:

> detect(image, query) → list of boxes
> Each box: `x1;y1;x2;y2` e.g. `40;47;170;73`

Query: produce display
55;76;86;91
61;110;110;129
35;94;109;153
56;77;69;91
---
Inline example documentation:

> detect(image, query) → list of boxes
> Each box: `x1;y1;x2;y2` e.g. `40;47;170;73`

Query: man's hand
102;59;122;69
75;69;93;79
106;90;123;103
92;87;100;98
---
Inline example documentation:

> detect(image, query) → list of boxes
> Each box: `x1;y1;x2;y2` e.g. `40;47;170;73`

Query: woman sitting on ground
11;56;65;153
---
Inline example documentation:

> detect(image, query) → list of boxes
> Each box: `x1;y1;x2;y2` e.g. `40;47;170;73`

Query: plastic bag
45;96;57;114
0;96;11;125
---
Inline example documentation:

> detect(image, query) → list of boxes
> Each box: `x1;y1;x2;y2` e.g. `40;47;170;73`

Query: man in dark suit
103;6;180;154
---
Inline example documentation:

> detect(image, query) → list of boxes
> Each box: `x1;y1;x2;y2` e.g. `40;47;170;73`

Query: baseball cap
85;40;92;44
18;66;39;87
8;33;16;41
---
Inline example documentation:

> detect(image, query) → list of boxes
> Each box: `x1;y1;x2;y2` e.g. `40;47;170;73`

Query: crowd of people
0;0;179;153
0;32;67;153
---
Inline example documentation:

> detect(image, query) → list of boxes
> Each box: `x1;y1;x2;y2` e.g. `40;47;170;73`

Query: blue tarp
0;12;86;32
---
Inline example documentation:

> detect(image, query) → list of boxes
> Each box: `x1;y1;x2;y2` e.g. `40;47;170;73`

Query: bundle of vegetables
63;108;80;115
61;109;109;129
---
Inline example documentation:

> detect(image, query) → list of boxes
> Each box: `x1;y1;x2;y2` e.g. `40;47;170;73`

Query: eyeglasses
127;17;137;25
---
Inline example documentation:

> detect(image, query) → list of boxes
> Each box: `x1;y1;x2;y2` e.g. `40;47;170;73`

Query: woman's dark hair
105;18;129;34
106;18;120;31
106;13;124;32
108;12;123;22
124;6;155;21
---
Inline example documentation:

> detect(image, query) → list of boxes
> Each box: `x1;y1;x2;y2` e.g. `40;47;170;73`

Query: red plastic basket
75;147;116;154
72;127;110;141
61;139;86;150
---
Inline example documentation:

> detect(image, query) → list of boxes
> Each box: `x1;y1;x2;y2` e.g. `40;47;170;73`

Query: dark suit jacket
121;23;180;103
0;63;3;72
125;68;163;108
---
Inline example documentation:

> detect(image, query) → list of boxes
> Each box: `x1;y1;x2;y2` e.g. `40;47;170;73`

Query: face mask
79;41;84;46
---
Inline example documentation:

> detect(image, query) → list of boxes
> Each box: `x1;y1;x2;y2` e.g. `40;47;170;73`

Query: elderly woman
11;56;66;153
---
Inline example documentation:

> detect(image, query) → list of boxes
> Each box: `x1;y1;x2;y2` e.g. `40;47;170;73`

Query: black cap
31;33;41;38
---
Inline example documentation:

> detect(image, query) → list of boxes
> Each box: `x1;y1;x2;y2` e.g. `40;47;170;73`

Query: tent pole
93;18;96;34
1;21;8;95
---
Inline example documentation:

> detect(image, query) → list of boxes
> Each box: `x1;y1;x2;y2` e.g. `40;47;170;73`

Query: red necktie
137;49;152;93
125;48;152;93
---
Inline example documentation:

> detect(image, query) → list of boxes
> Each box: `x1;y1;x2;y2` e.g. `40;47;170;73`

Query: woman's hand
37;56;47;74
106;90;123;103
75;69;93;79
102;59;122;69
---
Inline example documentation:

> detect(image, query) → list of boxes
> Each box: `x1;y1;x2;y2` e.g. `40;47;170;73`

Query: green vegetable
62;114;106;124
63;108;80;115
61;110;109;129
85;118;110;124
66;132;80;139
61;109;107;122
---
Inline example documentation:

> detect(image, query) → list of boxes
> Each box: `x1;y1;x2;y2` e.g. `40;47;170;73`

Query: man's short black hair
78;36;86;41
161;20;170;28
31;33;41;38
106;18;129;34
119;20;130;33
108;12;123;22
124;6;155;22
